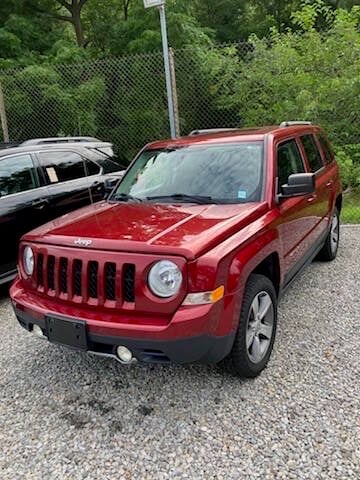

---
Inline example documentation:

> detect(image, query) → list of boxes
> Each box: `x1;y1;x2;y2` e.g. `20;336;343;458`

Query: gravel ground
0;226;359;480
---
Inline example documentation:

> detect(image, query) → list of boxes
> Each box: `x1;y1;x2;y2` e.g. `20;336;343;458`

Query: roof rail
21;136;101;146
0;142;21;150
280;121;312;128
189;128;239;136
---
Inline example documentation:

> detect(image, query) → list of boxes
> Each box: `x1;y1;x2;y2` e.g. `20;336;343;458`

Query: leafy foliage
335;144;360;191
0;0;359;60
1;64;105;140
210;3;360;188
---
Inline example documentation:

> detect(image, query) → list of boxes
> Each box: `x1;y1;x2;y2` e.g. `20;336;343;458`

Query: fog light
116;346;133;363
32;324;45;338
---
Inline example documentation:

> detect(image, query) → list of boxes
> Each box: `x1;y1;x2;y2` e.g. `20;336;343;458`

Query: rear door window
0;154;38;197
37;151;98;183
277;140;305;192
300;135;324;172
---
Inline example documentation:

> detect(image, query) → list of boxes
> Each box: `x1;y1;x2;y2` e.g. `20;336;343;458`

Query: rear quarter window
300;135;324;172
85;160;101;176
317;134;335;165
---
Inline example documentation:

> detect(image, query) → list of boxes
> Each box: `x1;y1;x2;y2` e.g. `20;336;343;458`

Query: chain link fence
0;41;359;222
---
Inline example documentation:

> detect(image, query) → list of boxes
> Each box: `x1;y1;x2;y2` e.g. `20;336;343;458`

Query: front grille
34;252;135;307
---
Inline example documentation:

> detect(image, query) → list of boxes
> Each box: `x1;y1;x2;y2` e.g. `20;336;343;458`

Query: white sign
46;167;59;183
143;0;165;8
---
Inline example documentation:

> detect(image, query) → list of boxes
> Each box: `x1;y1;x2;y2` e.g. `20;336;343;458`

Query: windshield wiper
146;194;216;205
111;193;143;203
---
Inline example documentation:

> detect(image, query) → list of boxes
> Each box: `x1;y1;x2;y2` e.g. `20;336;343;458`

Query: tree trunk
73;5;85;47
124;0;131;21
54;0;87;47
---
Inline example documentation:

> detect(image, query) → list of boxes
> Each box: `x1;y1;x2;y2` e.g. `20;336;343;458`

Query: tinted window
277;140;305;191
114;143;264;203
97;158;123;173
85;160;100;176
317;134;335;165
38;151;88;183
301;135;324;172
0;154;37;197
88;149;123;173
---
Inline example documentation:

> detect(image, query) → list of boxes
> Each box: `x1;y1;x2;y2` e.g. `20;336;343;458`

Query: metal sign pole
143;0;176;139
158;4;176;139
0;81;9;143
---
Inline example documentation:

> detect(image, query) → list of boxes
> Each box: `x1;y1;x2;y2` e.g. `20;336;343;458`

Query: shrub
212;3;360;191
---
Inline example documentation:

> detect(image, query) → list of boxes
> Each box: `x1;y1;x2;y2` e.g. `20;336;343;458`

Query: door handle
307;195;317;203
32;198;48;210
91;181;103;191
326;181;334;188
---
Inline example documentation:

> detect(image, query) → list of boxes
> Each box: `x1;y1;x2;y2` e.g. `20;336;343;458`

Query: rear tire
317;207;340;262
223;274;277;378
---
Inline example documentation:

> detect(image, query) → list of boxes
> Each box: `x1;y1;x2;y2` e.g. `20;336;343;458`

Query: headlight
23;246;34;276
148;260;182;298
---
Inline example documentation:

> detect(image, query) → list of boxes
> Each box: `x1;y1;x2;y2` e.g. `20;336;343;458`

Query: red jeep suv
10;122;342;377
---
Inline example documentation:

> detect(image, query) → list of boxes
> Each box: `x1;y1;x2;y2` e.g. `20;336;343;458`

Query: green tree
23;0;90;47
0;64;105;140
210;3;360;187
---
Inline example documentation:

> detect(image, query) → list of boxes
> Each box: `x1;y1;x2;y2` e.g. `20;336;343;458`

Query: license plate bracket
46;316;88;351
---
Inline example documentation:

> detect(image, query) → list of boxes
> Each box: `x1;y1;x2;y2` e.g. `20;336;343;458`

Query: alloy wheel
246;291;275;364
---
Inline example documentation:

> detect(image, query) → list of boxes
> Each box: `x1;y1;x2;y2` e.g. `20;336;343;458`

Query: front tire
224;274;277;378
317;207;340;262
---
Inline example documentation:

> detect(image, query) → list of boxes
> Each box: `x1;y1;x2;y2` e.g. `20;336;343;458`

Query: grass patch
342;192;360;224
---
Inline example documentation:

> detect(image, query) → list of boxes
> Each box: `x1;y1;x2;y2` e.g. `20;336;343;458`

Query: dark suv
0;141;125;284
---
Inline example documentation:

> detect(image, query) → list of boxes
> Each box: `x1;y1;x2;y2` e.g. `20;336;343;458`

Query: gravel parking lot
0;226;359;480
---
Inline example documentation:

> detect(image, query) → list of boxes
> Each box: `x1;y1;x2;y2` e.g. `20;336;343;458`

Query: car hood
24;201;268;260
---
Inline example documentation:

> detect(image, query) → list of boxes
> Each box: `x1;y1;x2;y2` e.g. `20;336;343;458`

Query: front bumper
11;279;237;365
14;307;235;364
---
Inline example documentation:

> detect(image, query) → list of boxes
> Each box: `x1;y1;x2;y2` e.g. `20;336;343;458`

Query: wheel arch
224;232;282;335
251;252;281;297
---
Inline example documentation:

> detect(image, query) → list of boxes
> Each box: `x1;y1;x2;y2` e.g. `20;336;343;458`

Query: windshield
112;142;264;204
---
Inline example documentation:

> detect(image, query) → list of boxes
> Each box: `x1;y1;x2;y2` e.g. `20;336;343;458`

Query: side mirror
279;173;315;198
104;178;118;198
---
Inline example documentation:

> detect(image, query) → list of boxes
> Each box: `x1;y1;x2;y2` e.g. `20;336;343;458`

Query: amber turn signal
182;285;225;306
